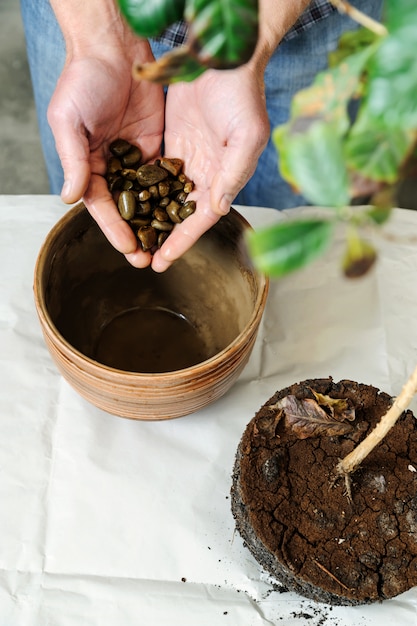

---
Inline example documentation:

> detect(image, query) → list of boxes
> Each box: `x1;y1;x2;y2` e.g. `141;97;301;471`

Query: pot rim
33;202;269;380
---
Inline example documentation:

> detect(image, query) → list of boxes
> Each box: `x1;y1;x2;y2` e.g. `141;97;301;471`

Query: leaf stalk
329;0;388;36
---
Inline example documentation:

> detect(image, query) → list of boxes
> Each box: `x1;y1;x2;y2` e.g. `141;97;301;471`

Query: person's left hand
47;36;165;268
138;63;270;272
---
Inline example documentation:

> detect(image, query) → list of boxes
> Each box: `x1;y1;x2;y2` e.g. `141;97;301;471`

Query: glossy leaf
185;0;258;68
367;30;417;128
367;0;417;128
291;44;377;134
118;0;186;38
121;0;258;82
247;218;333;278
345;109;414;182
365;206;392;225
342;226;377;279
328;27;379;68
272;124;299;190
384;0;417;33
274;120;350;207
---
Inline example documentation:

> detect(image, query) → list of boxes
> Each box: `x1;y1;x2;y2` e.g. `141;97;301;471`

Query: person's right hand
47;32;165;267
149;62;270;273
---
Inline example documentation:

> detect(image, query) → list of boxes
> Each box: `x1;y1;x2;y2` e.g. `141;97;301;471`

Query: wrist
49;0;148;61
248;0;312;73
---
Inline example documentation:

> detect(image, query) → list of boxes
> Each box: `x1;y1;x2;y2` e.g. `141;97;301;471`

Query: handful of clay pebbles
105;138;196;252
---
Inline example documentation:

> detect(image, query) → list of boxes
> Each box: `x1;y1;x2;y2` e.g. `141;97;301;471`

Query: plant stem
336;364;417;476
329;0;388;36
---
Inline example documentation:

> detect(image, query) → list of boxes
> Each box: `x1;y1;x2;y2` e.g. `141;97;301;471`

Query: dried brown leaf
254;408;284;438
274;395;355;439
310;389;355;422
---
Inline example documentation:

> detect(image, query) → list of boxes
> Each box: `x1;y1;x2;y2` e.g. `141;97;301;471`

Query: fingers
151;201;221;272
47;100;91;204
83;174;150;266
151;125;266;272
210;128;268;216
124;247;153;269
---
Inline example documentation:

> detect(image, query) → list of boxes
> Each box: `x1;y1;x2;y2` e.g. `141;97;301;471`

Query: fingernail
61;179;72;199
219;193;233;215
160;243;175;262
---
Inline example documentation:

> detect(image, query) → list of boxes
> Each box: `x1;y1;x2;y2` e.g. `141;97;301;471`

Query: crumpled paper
1;195;417;625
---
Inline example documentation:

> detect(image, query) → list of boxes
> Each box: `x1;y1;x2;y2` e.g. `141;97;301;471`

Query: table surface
1;195;417;625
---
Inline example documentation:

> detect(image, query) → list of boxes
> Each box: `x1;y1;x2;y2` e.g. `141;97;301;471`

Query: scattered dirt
231;377;417;605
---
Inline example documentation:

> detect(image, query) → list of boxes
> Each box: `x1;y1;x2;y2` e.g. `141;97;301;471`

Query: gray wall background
0;0;49;193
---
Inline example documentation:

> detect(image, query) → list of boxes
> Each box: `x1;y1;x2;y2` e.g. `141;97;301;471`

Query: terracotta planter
33;203;268;420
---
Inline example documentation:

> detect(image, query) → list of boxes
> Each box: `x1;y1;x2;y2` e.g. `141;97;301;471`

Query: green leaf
342;226;377;279
367;30;417;128
384;0;417;33
118;0;186;38
345;110;414;182
185;0;258;68
273;120;350;207
272;124;300;190
291;44;378;134
328;27;379;68
247;219;333;278
365;206;392;225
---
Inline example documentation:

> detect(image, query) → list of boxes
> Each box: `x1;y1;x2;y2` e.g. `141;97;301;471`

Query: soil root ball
231;377;417;605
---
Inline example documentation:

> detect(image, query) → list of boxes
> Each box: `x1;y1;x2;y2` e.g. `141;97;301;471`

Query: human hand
47;37;165;267
147;64;270;272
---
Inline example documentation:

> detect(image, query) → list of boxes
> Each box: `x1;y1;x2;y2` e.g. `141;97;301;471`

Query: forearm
49;0;147;59
250;0;312;71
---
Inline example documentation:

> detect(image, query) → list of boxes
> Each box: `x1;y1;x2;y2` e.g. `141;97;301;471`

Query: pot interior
42;208;260;373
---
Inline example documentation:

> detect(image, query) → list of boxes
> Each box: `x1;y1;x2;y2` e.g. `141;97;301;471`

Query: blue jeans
20;0;382;207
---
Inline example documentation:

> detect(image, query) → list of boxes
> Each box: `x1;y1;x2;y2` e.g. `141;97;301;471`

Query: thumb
47;104;91;204
209;145;258;216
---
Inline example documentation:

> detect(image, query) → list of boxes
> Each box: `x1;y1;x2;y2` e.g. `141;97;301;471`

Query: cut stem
336;364;417;476
329;0;388;36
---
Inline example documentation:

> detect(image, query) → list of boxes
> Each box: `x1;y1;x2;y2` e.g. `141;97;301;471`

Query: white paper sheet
1;195;417;625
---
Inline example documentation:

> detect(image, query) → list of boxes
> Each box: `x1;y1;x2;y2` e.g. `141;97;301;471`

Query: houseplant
117;0;417;279
117;0;417;602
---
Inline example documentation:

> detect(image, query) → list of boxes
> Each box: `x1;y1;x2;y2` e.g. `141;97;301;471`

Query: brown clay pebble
106;139;196;252
130;217;151;228
166;200;182;224
157;232;169;247
179;201;196;220
137;225;157;251
107;156;122;174
153;207;169;222
231;377;417;605
137;201;152;216
151;219;173;232
136;164;169;187
118;190;136;221
120;168;137;181
109;138;132;157
159;157;184;177
121;145;142;168
158;180;171;197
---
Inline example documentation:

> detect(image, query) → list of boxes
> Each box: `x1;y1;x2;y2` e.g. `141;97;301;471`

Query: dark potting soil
231;377;417;605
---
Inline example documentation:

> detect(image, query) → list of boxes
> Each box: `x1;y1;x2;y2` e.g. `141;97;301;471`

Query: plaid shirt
156;1;335;47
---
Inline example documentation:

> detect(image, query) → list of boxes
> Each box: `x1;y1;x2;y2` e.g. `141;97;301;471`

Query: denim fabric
235;0;383;208
20;0;382;207
155;1;336;47
20;0;66;194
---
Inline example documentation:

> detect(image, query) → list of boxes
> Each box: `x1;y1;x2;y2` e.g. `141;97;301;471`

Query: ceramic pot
34;203;268;420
